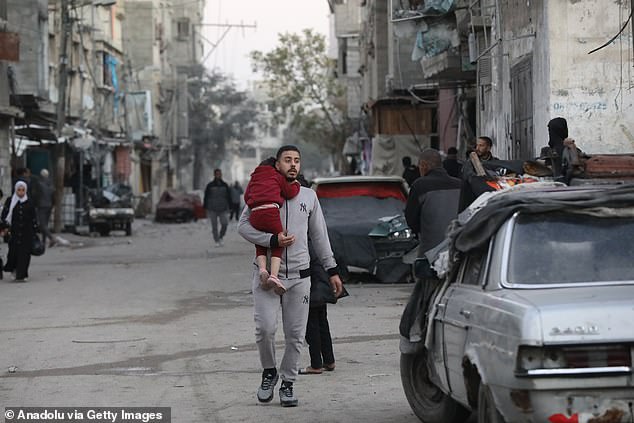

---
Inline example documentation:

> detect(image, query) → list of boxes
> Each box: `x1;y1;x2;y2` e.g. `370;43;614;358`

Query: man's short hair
214;168;221;173
402;156;412;166
418;148;442;169
276;145;301;160
478;136;493;148
447;147;458;155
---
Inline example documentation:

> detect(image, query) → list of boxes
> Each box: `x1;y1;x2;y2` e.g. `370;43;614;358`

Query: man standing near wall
474;136;497;162
203;169;231;247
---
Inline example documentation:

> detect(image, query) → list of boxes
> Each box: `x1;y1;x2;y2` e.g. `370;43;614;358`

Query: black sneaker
279;381;298;407
257;371;279;403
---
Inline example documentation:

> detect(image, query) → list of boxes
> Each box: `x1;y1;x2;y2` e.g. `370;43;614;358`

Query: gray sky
202;0;331;89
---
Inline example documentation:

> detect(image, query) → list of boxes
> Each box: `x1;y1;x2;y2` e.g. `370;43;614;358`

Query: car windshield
320;196;406;226
507;212;634;285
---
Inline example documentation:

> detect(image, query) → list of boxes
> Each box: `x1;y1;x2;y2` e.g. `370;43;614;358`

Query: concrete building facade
331;0;633;167
476;0;634;158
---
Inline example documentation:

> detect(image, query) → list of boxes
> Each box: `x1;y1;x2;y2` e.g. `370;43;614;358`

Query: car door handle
459;309;472;318
436;303;446;309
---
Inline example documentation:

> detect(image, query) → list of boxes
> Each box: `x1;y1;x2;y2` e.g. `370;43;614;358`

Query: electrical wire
587;10;633;55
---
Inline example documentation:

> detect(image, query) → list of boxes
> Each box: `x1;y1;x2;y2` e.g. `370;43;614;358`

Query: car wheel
400;352;470;423
477;382;505;423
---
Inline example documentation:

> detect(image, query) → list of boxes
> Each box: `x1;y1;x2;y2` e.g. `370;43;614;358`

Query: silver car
400;183;634;423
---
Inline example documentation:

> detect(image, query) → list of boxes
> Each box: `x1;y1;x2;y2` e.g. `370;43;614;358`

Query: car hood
507;285;634;344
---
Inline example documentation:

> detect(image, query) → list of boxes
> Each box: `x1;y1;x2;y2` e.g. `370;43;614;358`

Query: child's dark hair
260;157;276;167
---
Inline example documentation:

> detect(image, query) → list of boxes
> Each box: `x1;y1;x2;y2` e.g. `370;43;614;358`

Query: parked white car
400;183;634;423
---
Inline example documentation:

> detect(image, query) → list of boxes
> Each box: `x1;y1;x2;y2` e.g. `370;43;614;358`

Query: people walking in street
244;157;301;295
203;169;231;247
229;181;244;221
34;169;58;247
442;147;463;178
1;181;39;282
401;156;420;187
238;145;343;408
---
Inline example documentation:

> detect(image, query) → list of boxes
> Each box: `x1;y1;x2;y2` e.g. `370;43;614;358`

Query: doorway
510;56;534;159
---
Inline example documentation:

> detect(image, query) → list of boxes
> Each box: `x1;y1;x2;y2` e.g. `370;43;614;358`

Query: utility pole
197;22;257;64
54;0;70;232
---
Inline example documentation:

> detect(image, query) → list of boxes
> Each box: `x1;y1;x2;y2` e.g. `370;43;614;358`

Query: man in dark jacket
401;148;462;352
442;147;463;178
405;148;462;257
203;169;231;247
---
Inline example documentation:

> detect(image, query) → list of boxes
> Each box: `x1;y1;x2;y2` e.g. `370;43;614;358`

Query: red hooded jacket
244;165;300;208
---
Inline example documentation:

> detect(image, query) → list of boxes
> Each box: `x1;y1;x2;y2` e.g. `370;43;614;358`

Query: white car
400;183;634;423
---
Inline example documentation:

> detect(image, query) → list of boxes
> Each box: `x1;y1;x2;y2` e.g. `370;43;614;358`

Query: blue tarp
106;54;120;116
422;0;455;15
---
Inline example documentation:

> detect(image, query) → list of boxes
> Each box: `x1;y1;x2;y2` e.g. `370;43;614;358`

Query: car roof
311;175;409;200
453;182;634;253
312;175;406;185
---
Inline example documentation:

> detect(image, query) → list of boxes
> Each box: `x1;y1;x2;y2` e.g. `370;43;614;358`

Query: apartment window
339;38;348;76
177;18;190;40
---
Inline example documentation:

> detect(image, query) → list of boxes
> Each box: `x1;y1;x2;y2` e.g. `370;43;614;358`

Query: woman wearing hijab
1;181;39;281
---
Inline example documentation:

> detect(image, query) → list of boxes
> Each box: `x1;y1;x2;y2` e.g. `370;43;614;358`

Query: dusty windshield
507;213;634;285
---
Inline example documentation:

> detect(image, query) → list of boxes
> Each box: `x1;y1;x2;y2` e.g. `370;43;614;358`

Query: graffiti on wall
553;101;608;113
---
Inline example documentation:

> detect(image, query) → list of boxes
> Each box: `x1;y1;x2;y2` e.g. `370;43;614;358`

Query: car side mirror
413;258;439;280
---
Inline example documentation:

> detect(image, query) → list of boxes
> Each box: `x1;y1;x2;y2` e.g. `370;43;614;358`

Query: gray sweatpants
251;265;311;383
207;210;228;242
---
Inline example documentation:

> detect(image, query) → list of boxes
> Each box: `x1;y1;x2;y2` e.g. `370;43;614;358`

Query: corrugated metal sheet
584;155;634;178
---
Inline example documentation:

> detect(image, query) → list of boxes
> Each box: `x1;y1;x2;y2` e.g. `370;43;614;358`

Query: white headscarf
5;181;28;225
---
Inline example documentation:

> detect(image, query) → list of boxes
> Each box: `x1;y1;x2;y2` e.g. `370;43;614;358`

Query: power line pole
196;22;257;64
54;0;71;232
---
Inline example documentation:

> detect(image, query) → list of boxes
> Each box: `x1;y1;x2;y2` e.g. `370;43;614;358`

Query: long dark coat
2;197;39;280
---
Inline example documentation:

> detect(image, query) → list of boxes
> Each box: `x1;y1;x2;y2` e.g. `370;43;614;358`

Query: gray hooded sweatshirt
238;186;337;279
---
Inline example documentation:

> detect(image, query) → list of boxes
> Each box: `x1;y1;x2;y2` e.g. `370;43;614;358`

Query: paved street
0;219;423;423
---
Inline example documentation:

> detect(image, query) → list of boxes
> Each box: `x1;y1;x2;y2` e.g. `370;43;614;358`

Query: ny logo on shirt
299;202;307;214
303;295;309;304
